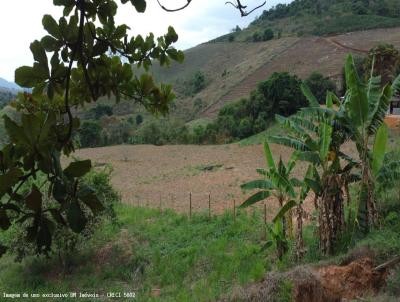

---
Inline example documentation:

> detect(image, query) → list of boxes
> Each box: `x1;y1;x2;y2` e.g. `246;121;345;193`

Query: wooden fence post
159;193;162;214
189;192;192;219
208;193;211;219
233;199;236;221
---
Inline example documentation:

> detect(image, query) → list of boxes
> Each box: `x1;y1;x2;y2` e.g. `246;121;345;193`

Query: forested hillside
224;0;400;42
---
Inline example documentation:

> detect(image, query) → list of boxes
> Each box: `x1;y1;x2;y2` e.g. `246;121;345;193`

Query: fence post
264;203;267;240
159;193;162;214
189;192;192;219
208;193;211;219
233;199;236;222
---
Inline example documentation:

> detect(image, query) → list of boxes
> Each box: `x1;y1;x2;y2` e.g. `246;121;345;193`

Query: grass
185;118;212;130
1;193;400;301
0;205;276;302
239;122;287;146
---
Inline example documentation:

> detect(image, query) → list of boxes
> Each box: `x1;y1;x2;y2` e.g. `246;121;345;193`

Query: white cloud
0;0;291;81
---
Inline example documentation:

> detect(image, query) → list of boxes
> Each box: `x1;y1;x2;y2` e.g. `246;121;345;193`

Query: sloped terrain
150;27;400;120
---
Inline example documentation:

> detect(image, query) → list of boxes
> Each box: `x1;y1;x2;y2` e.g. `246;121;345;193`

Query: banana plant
343;54;400;233
240;141;299;259
267;88;360;254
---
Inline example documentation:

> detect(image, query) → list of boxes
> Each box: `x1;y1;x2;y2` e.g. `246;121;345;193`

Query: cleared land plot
73;144;315;217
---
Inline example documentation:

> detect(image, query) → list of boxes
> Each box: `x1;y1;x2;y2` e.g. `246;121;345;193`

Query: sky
0;0;291;82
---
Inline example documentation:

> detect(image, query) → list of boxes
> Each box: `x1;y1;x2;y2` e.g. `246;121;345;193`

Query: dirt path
324;37;368;54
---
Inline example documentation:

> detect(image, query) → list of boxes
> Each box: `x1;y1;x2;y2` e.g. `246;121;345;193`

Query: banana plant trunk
295;205;305;260
319;175;345;255
277;196;288;260
358;165;378;233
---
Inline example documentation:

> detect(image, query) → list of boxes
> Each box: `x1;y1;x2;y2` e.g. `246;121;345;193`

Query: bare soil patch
73;143;311;216
224;256;389;302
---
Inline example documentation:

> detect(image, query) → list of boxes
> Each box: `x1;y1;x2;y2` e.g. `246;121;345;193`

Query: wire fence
128;191;272;224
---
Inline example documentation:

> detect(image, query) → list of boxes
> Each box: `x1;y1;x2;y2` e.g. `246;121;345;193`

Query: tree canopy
0;0;264;258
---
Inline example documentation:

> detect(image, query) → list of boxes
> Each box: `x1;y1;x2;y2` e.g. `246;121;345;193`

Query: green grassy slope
1;201;400;301
0;205;271;301
230;0;400;41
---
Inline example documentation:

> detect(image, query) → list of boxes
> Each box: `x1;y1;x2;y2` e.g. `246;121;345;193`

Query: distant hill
216;0;400;42
0;77;21;91
149;27;400;120
78;1;400;125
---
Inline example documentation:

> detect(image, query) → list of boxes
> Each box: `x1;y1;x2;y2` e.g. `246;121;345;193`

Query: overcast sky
0;0;291;82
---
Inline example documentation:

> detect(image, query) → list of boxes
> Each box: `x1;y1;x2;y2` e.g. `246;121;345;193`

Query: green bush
4;167;120;264
252;32;262;42
102;120;132;146
131;118;191;145
178;71;207;96
86;104;113;120
263;28;274;41
201;72;307;142
79;120;103;148
305;72;337;104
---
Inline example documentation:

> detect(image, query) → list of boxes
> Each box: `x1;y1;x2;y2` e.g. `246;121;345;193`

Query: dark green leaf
240;191;271;208
30;40;48;66
15;66;41;88
0;168;23;198
0;210;11;230
67;202;87;233
42;15;61;39
130;0;146;12
53;180;68;203
304;177;322;195
50;209;66;226
25;186;43;212
80;193;104;214
273;200;297;223
241;179;273;191
37;220;52;252
64;160;92;178
301;83;319;107
372;123;388;176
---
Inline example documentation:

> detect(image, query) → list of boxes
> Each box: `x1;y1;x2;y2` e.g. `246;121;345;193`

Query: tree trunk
295;205;305;261
319;175;345;255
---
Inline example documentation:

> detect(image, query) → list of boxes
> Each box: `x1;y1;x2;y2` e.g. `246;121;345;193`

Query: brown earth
72;141;360;216
385;114;400;129
224;256;389;302
73;143;313;217
315;257;387;301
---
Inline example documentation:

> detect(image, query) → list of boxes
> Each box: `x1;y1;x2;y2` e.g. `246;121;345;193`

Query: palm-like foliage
240;54;400;256
268;87;358;254
343;54;400;233
240;142;299;259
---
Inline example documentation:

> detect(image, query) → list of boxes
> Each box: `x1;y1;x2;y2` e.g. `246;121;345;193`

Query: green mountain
222;0;400;42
